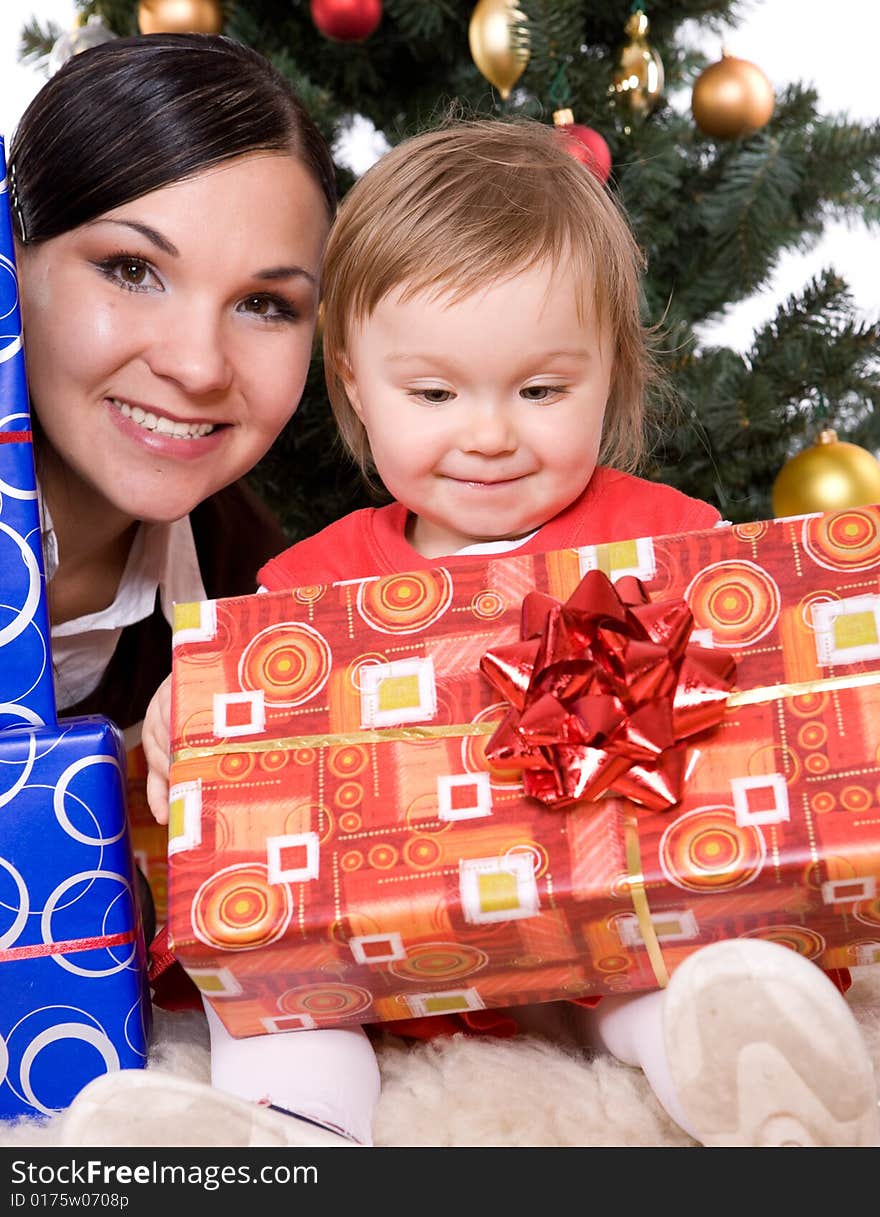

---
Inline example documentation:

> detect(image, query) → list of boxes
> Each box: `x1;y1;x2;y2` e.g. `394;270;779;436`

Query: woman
10;32;334;741
11;33;381;1147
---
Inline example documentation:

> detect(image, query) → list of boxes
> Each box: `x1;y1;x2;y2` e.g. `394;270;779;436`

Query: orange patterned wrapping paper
166;508;880;1037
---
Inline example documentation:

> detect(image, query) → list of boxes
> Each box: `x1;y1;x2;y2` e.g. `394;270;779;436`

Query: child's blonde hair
321;117;659;478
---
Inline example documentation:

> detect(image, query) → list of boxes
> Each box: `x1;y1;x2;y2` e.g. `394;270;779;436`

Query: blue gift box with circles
0;138;150;1118
0;143;55;734
0;716;150;1118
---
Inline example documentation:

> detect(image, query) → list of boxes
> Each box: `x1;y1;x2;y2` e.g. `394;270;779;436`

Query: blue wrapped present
0;141;55;733
0;139;150;1119
0;716;150;1117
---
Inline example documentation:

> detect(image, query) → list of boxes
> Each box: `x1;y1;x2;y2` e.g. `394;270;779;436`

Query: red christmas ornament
310;0;382;41
552;109;612;184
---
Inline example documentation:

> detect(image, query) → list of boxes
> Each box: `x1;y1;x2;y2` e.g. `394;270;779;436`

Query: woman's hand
142;674;173;825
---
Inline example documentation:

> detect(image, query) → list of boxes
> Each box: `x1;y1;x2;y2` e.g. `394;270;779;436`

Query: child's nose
461;402;517;455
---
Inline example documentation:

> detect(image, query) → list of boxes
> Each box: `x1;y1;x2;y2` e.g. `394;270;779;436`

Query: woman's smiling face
19;151;329;526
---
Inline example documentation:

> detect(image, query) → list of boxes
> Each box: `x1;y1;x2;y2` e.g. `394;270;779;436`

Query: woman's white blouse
41;494;207;714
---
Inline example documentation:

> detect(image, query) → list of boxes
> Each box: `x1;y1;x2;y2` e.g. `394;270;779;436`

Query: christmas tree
19;0;880;534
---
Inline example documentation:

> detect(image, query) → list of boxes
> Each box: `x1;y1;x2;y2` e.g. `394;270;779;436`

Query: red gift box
166;508;880;1037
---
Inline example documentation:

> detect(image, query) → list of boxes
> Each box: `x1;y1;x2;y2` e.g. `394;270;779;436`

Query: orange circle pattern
368;844;398;869
802;509;880;572
239;622;331;706
260;750;288;772
334;782;364;809
471;590;506;620
292;585;327;605
328;745;369;778
797;722;827;750
659;806;765;892
192;864;292;950
279;985;372;1020
841;785;872;812
732;521;770;542
810;791;836;814
404;836;442;869
218;753;255;780
685;561;781;646
357;570;453;634
389;942;488;983
740;925;825;959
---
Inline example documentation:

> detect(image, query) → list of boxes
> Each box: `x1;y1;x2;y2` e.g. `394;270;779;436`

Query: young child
64;118;879;1149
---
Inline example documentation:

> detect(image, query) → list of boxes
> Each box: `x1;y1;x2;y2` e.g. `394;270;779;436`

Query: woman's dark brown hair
10;32;336;245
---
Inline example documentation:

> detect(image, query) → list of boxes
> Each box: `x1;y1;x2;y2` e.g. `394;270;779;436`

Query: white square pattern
437;771;493;821
359;657;437;728
459;854;540;925
812;595;880;665
730;773;790;826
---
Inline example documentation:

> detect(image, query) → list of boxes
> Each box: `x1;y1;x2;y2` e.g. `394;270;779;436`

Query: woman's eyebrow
88;218;179;257
253;266;318;285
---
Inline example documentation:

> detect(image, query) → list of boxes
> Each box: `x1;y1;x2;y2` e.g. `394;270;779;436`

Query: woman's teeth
112;399;215;438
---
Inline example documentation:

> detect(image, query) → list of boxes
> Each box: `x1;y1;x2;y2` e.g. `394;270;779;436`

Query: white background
1;0;877;352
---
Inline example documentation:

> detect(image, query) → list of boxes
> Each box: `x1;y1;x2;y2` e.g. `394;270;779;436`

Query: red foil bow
479;569;736;811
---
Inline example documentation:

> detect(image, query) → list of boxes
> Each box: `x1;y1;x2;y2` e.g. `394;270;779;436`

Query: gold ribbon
172;721;498;763
623;809;669;988
172;669;880;764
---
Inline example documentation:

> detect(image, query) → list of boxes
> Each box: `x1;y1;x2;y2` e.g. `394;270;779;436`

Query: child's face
343;259;612;557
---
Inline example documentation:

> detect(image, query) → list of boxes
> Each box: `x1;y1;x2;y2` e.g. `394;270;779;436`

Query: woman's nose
146;305;233;396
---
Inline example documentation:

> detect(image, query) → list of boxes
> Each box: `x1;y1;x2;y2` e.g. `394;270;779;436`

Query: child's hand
142;674;173;825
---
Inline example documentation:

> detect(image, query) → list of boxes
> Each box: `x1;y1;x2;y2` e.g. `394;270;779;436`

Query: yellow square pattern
378;674;421;712
597;539;639;576
653;918;684;939
422;994;470;1013
477;870;520;913
193;974;225;993
173;601;203;633
168;795;186;840
833;611;878;650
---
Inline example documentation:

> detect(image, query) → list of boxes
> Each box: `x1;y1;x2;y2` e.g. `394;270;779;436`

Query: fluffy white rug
3;966;880;1148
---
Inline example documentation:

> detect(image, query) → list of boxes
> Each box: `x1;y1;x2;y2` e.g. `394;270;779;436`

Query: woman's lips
106;397;227;458
108;396;217;439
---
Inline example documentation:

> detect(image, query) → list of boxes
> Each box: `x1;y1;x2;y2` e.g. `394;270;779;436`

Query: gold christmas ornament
610;9;664;118
138;0;224;36
468;0;530;101
692;50;775;139
772;429;880;518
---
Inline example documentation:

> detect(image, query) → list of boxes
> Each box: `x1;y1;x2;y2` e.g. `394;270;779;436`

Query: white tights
203;1001;381;1145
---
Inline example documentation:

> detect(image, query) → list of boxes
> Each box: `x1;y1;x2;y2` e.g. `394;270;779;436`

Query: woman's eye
240;294;298;321
119;261;147;285
96;255;157;291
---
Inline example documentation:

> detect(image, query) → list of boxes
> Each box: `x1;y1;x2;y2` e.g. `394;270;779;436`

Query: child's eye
95;255;159;292
520;385;565;401
411;388;454;404
239;294;299;322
